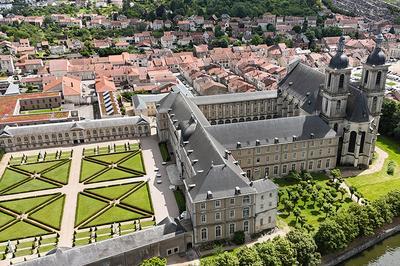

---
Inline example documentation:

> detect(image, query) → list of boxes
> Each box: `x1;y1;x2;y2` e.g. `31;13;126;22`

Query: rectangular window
326;159;331;168
291;163;296;171
273;166;278;175
265;167;270;176
230;198;235;205
229;223;235;234
230;209;235;218
317;160;322;169
260;218;264;225
308;161;313;170
200;203;206;210
201;214;206;223
301;162;305;169
244;221;249;232
215;200;221;208
215;212;221;221
282;164;287;174
243;195;250;204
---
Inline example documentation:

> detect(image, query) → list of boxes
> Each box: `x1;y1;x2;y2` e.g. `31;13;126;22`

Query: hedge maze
80;144;145;184
0;151;72;195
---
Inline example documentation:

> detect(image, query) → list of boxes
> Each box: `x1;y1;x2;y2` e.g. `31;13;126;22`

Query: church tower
360;33;389;124
320;36;351;134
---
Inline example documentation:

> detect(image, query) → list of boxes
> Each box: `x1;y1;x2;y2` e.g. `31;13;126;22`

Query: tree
235;246;262;266
214;25;224;38
287;229;321;266
347;204;374;236
141;257;167;266
255;241;281;266
349;186;356;199
314;219;347;254
338;187;346;200
334;211;359;243
273;236;297;265
284;200;294;215
232;231;245;245
293;207;301;222
213;251;240;266
322;203;332;218
251;34;263;45
292;25;302;34
385;190;400;216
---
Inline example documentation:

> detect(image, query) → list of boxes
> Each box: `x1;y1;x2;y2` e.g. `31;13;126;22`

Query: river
342;233;400;266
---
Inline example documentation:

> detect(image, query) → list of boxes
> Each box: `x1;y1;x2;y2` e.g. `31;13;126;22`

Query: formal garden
345;136;400;200
275;170;353;230
0;150;72;195
80;143;145;184
0;193;64;260
73;181;154;246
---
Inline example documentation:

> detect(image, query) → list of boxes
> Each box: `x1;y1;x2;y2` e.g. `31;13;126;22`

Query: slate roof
132;93;168;110
205;115;336;149
252;179;278;193
191;90;277;105
0;116;149;137
346;85;372;123
278;62;324;114
18;219;185;266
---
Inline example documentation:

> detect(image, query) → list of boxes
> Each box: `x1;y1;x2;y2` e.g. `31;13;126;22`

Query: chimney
224;150;230;159
255;139;260;146
207;190;213;199
274;137;279;144
235;186;241;195
237;142;241;148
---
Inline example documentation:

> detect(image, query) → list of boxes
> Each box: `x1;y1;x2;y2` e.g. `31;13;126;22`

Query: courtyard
0;136;179;264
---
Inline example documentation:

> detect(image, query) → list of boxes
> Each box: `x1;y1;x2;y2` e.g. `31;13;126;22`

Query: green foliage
234;246;262;266
232;231;245;245
173;189;186;213
314;219;347;254
141;257;167;266
159;142;171;162
387;160;396;175
286;229;321;266
379;99;400;138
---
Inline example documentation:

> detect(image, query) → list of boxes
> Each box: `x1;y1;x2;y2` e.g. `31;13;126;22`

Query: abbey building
156;35;387;244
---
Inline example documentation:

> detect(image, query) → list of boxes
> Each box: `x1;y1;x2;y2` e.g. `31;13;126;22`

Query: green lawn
15;161;61;173
29;196;65;229
87;168;137;183
75;194;109;226
84;206;143;228
4;179;58;195
74;231;91;239
173;189;186;213
0;212;14;227
119;153;145;173
0;221;50;242
20;107;62;115
39;237;57;245
93;152;131;164
42;161;71;184
0;194;56;214
38;244;56;254
345;136;400;200
275;173;353;229
121;184;153;213
159;142;170;161
17;241;35;249
74;238;90;246
80;160;107;182
86;183;140;200
0;168;30;192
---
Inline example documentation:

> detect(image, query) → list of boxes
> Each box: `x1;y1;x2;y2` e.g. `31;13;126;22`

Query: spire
328;36;349;69
337;36;345;53
366;32;386;66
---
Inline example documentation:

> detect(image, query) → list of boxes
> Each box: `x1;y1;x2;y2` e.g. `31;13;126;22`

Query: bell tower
320;36;351;134
360;33;389;118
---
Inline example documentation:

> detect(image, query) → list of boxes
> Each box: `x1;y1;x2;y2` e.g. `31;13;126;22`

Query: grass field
275;173;353;229
0;158;71;195
173;189;186;213
20;107;62;115
80;150;145;184
75;182;154;228
345;136;400;200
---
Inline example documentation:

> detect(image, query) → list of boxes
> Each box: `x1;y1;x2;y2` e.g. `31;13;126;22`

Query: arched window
333;123;338;132
376;71;382;86
364;70;369;84
201;228;207;240
215;225;222;238
339;74;345;89
372;97;378;112
348;131;357;153
336;100;341;114
328;73;332;87
360;131;366;154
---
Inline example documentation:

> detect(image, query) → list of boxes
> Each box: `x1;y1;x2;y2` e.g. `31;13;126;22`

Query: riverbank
322;217;400;266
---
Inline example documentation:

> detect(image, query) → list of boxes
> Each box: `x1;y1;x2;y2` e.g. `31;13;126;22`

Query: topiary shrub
387;161;396;175
232;231;245;245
